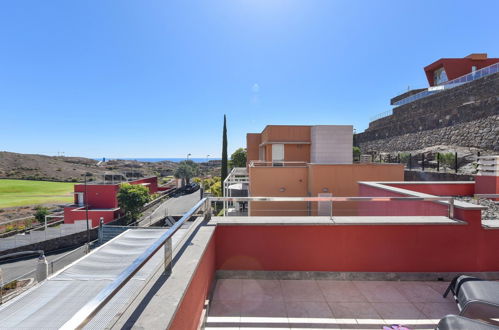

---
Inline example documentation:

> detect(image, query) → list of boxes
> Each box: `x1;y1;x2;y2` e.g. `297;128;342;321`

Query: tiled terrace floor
205;279;458;330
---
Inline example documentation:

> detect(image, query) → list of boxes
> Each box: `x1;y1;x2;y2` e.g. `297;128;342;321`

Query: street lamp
186;153;191;160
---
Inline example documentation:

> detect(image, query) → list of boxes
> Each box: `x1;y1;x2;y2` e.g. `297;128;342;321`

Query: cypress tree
221;114;228;191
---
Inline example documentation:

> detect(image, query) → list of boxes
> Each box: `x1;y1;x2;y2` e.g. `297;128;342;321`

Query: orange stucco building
245;125;404;215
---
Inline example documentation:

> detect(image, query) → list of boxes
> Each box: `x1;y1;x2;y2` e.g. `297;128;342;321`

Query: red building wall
130;177;159;194
74;184;119;209
424;57;499;86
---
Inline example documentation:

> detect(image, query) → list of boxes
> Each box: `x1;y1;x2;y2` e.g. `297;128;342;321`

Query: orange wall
249;166;308;216
307;164;404;215
284;144;310;162
169;235;216;330
261;125;311;143
246;133;261;165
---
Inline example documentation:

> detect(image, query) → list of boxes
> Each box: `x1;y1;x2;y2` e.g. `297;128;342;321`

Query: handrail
60;195;455;328
60;197;209;330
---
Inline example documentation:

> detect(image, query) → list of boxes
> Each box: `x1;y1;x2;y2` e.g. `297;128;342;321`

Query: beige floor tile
353;281;409;303
317;280;367;303
240;299;288;318
208;299;241;317
372;302;424;319
413;302;459;319
327;302;380;319
242;279;284;302
286;301;335;319
213;279;243;301
392;281;447;303
281;280;325;302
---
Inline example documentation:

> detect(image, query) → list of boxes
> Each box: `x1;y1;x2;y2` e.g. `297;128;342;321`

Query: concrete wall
249;166;308;216
169;235;216;330
311;125;353;164
0;228;98;256
261;125;311;143
307;164;404;216
246;133;261;165
248;164;404;216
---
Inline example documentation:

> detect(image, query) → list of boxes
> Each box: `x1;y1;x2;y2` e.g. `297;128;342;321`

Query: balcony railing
249;160;308;167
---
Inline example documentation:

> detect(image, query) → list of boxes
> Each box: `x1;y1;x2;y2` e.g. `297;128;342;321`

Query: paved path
142;190;201;225
0;247;83;283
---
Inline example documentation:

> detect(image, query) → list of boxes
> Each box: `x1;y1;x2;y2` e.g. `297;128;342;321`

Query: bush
117;183;151;223
34;206;50;223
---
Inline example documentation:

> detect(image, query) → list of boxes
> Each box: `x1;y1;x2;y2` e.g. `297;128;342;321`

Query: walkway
0;227;188;329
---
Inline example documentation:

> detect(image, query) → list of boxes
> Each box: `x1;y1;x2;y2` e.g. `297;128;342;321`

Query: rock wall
356;71;499;152
358;115;498;152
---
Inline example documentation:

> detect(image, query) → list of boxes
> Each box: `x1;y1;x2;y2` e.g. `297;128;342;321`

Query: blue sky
1;0;498;158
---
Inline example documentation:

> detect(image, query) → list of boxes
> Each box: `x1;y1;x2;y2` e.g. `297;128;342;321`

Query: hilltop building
357;53;499;153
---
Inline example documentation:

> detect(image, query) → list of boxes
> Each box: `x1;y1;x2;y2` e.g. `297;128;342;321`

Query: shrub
34;206;50;223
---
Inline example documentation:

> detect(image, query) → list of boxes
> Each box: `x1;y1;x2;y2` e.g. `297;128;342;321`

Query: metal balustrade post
449;198;455;219
164;238;172;275
329;201;333;220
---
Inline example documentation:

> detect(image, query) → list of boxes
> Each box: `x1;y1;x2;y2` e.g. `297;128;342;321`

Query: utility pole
84;173;90;243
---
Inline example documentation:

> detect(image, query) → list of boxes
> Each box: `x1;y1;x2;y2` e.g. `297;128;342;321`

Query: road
142;190;201;225
0;246;85;283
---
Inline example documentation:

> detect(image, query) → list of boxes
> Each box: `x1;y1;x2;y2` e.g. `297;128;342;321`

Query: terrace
1;180;498;329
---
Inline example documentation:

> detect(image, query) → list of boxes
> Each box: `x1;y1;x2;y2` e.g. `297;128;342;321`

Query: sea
95;158;221;163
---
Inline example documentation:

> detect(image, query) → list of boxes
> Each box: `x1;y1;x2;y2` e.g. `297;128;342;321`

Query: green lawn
0;179;75;208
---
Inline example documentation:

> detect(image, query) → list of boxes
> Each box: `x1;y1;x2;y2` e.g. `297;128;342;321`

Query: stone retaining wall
358;115;498;152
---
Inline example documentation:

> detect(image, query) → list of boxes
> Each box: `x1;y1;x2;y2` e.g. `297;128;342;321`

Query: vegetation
0;179;74;208
230;148;247;168
439;152;456;169
221;114;228;190
399;153;411;164
117;183;151;223
174;160;199;186
34;206;50;223
352;147;361;160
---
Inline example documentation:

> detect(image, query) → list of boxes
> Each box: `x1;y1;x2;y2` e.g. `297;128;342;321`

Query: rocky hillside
0;152;221;182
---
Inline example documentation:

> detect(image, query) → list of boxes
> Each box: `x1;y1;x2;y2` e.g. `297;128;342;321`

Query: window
272;144;284;162
434;67;448;85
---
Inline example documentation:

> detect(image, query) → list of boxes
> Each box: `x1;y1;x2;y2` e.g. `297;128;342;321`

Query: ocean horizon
95;158;221;163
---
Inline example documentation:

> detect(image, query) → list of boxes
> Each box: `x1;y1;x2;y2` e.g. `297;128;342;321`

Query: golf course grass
0;179;75;208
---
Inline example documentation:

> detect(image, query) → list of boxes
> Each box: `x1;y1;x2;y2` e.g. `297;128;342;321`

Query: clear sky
1;0;498;158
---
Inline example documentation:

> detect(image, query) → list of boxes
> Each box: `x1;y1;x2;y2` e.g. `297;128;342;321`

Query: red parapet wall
215;221;499;273
169;235;216;330
387;182;475;196
475;176;499;201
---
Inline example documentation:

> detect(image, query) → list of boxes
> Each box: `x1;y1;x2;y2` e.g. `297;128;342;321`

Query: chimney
465;53;488;60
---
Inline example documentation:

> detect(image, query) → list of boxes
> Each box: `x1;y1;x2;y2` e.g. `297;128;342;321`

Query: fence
0;220;90;252
0;241;97;304
363;151;485;175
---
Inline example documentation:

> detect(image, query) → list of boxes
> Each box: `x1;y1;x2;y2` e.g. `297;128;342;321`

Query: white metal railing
249;160;308;167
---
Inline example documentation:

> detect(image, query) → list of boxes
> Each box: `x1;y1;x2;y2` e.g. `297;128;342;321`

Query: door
272;144;284;162
317;193;332;216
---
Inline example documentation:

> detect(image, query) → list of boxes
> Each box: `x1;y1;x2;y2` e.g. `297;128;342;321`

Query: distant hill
0;152;221;182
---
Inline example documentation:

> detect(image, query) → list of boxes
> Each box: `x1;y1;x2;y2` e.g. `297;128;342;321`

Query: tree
221;115;228;189
117;183;151;223
174;160;199;186
230;148;247;168
34;206;50;223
